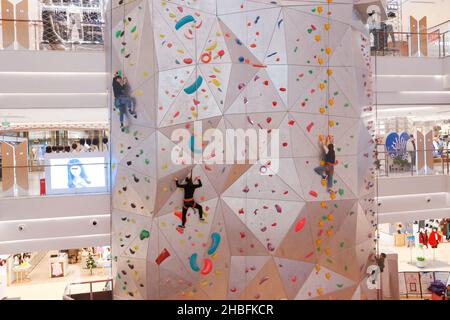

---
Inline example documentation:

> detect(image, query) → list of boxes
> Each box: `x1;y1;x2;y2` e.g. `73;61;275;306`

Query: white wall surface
0;50;109;126
0;194;110;255
377;175;450;223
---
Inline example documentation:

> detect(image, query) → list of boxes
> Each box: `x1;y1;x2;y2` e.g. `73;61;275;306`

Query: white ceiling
377;105;450;121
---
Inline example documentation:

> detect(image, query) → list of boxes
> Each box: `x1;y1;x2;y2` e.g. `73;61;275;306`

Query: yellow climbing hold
325;47;332;55
328;214;334;221
316;239;322;246
330;192;336;200
319;107;326;114
206;42;218;51
315;264;321;272
325;272;331;280
319;220;325;227
320;201;327;208
317;6;323;13
327;68;333;76
201;280;209;286
318;57;323;65
319;83;325;90
325;23;331;31
135;89;143;97
315;34;321;42
326;229;334;237
317;288;324;296
329;120;335;127
329;98;335;106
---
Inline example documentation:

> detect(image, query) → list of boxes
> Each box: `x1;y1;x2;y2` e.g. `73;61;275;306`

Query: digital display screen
45;153;109;194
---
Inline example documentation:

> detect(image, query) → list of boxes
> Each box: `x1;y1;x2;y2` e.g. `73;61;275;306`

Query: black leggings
182;201;203;226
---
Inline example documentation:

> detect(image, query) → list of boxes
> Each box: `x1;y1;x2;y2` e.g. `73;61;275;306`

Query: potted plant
416;256;426;268
86;252;97;275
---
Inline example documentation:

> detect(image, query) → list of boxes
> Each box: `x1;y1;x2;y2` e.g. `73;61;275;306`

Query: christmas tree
86;252;96;275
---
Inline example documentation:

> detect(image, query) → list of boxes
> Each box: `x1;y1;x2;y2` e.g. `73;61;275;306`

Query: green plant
86;252;97;275
393;157;409;167
416;256;426;262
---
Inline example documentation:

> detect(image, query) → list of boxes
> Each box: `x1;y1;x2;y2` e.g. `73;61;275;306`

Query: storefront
3;247;111;300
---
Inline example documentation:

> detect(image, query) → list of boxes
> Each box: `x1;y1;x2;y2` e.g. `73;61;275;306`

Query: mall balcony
372;21;450;286
0;8;111;300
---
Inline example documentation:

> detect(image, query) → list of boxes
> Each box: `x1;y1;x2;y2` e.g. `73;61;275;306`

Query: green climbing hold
340;242;345;248
338;189;344;196
115;30;122;38
337;284;343;288
145;159;150;165
131;26;137;33
307;28;313;33
140;229;150;240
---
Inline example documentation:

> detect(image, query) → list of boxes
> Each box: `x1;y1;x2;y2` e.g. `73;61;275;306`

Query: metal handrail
63;278;112;300
427;19;450;31
376;148;450;177
0;17;105;51
370;29;449;58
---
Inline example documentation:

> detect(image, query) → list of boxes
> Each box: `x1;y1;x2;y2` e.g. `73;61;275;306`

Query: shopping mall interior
0;0;450;301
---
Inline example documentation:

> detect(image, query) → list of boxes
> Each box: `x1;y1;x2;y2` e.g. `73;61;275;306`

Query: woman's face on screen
70;165;81;177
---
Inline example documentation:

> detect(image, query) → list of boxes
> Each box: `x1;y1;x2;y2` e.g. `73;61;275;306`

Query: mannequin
419;228;428;248
91;138;99;152
428;227;441;249
101;137;109;152
85;138;92;152
79;138;86;152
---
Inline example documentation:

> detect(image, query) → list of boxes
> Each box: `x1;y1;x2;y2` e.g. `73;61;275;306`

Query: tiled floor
6;251;111;300
380;240;450;272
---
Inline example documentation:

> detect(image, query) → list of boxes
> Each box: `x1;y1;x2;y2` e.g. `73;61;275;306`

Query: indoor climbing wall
108;0;378;300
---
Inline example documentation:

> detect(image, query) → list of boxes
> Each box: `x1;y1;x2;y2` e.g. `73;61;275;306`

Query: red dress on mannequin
419;231;428;248
428;230;441;248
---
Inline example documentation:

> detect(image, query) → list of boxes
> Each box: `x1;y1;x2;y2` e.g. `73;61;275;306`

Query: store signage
385;132;410;160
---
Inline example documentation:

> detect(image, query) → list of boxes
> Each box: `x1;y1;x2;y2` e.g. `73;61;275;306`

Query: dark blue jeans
115;96;134;125
314;165;334;189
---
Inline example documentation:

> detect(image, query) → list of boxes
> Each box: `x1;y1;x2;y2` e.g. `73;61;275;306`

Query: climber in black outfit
174;175;204;228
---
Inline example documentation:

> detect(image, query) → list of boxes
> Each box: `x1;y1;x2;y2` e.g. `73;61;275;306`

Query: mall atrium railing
370;31;449;58
63;278;112;300
0;161;110;198
0;18;104;51
376;149;450;177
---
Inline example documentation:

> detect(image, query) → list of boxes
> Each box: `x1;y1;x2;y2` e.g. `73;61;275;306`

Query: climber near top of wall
174;173;204;229
314;135;336;194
